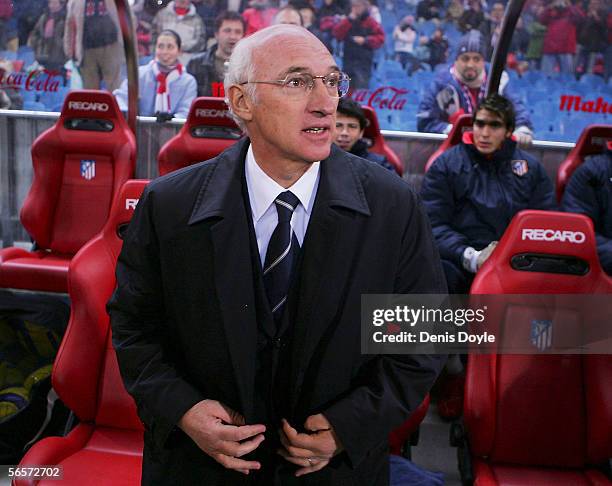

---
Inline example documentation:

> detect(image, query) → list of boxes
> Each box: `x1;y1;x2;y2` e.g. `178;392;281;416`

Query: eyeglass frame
238;71;351;98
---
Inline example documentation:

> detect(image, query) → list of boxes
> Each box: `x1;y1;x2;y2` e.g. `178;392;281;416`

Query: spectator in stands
332;0;385;89
426;27;449;68
458;0;485;33
393;15;418;72
109;24;446;486
114;29;197;119
318;0;344;52
480;2;505;58
417;31;533;146
421;94;556;293
27;0;68;74
561;145;612;275
334;98;396;171
192;0;226;45
13;0;46;47
539;0;584;75
64;0;124;91
576;0;607;75
415;34;432;66
526;17;547;70
296;4;322;38
416;0;443;22
242;0;278;35
273;6;303;25
445;0;464;27
0;0;18;52
187;11;245;96
0;59;23;109
132;0;154;57
152;0;207;64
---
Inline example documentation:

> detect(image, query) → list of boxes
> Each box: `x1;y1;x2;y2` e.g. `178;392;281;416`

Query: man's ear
227;84;253;124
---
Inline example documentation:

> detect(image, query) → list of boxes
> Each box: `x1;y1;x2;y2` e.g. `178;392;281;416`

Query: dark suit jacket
108;138;447;485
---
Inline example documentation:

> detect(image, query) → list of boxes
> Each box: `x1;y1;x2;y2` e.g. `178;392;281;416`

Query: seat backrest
424;113;472;172
20;90;136;255
361;105;404;176
556;124;612;202
158;97;242;176
53;180;149;431
466;210;612;469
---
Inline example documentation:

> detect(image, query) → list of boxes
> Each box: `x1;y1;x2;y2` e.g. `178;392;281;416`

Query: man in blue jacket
417;30;533;146
561;146;612;275
421;93;556;293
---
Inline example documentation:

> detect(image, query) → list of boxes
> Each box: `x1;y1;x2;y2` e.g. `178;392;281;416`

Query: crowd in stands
0;0;610;132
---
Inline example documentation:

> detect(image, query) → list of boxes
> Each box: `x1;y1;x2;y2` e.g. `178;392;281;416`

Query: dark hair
157;29;182;49
475;93;516;132
337;98;367;130
214;11;246;33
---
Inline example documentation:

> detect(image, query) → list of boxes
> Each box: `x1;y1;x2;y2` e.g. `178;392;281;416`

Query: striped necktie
263;191;300;323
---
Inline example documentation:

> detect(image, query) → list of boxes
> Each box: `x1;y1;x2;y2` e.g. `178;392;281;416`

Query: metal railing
0;109;573;246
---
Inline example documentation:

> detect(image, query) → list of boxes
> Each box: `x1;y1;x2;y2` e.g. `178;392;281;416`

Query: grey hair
224;24;318;131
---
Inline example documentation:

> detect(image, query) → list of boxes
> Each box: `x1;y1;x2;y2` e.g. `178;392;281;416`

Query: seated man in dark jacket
561;145;612;275
334;98;396;172
421;94;556;293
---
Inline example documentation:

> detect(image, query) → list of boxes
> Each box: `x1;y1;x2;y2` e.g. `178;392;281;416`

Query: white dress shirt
245;144;321;266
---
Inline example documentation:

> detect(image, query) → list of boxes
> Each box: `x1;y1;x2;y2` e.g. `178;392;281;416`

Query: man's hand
477;241;498;270
178;399;266;475
513;126;533;147
277;415;343;477
352;35;366;45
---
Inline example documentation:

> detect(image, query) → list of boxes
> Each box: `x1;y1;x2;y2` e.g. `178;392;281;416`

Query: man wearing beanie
417;30;533;146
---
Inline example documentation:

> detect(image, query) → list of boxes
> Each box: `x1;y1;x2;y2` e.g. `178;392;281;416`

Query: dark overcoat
108;138;447;485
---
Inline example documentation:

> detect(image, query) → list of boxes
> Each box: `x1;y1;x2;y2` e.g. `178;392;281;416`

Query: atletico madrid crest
531;319;553;351
511;159;528;176
80;160;96;180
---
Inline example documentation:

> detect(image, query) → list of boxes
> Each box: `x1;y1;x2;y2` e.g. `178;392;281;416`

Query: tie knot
274;191;299;222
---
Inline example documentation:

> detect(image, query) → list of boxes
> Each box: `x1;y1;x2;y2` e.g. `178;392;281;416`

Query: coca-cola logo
0;69;62;92
352;86;409;111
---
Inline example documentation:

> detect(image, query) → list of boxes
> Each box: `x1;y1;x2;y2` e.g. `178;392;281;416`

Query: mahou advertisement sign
351;86;410;111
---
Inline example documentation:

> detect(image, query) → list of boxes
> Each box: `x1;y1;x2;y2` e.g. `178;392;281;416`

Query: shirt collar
245;144;320;223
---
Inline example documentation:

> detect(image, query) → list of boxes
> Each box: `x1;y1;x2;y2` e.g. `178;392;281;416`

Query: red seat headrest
472;210;612;293
59;89;128;127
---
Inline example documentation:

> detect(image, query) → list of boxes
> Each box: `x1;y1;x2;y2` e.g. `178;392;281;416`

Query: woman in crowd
114;29;196;120
27;0;67;74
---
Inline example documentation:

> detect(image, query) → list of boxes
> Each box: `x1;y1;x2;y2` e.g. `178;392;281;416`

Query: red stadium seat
457;210;612;486
0;90;136;293
15;180;149;486
424;114;473;173
556;124;612;203
361;105;404;176
158;97;242;176
388;395;430;456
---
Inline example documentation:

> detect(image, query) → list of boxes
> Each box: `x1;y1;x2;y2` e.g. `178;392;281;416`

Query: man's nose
308;79;337;115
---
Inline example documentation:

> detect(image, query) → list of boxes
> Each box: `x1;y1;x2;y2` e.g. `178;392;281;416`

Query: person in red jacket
242;0;277;36
332;0;384;89
538;0;584;75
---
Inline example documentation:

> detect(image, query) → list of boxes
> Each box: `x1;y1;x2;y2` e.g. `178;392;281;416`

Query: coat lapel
288;146;371;411
187;138;258;420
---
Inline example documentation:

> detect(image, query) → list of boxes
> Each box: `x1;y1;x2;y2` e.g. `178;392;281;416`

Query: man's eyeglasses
473;119;505;129
240;71;351;98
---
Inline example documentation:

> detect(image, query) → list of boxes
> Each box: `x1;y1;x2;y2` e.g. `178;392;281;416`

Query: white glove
513;126;533;147
462;241;498;273
436;86;460;117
